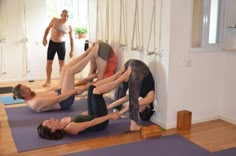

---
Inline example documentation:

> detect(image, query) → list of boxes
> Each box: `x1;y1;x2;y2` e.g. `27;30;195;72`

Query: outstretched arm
107;96;128;110
64;112;120;135
138;90;155;107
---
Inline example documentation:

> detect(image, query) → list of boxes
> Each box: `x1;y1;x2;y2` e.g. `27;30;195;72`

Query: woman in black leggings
37;84;120;140
90;59;155;131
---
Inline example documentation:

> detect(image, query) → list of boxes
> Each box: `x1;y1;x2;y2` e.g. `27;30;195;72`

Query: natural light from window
209;0;219;44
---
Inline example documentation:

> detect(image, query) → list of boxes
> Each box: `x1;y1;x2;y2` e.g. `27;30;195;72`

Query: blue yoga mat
5;97;153;152
0;96;25;105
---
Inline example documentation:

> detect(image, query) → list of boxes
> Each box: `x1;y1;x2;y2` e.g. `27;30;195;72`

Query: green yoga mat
0;96;25;105
0;86;13;94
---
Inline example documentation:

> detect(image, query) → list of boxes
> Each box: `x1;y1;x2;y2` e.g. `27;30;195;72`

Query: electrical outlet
186;59;192;67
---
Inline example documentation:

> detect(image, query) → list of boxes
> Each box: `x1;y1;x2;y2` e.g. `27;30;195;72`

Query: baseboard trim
220;116;236;125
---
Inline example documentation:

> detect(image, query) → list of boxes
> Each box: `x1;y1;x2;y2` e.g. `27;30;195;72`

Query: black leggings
85;85;108;131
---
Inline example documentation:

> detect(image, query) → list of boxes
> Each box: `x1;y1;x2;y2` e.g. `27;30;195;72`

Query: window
191;0;223;49
46;0;79;27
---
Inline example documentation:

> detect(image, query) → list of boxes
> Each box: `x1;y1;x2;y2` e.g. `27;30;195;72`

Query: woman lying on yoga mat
37;68;127;140
12;43;103;112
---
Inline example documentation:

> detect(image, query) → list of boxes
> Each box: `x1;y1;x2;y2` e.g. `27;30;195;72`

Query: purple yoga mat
6;97;138;152
62;134;211;156
212;147;236;156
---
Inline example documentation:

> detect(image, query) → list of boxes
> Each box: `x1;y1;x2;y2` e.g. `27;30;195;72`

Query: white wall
0;0;85;82
221;0;236;124
221;53;236;124
161;0;225;128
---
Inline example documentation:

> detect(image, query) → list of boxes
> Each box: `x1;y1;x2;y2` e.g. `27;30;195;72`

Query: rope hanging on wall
0;0;7;75
96;0;109;42
96;0;101;40
119;0;127;47
110;0;114;42
87;0;91;40
147;0;156;55
131;0;143;51
105;0;109;43
22;0;30;73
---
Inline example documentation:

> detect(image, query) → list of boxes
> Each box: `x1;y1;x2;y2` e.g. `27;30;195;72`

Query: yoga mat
6;96;152;152
212;147;236;156
0;86;13;94
62;134;211;156
0;96;25;105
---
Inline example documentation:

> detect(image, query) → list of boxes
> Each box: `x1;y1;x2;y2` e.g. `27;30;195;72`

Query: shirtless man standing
42;9;74;87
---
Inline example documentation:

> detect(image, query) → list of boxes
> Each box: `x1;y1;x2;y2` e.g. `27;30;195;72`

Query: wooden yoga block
141;124;162;139
177;110;192;130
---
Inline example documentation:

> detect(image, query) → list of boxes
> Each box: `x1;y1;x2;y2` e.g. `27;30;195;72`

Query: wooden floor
0;80;236;156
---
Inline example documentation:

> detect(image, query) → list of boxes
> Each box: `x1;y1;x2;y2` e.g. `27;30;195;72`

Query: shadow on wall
149;60;168;125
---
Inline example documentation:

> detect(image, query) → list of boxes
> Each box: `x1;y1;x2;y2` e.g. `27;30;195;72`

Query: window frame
190;0;225;52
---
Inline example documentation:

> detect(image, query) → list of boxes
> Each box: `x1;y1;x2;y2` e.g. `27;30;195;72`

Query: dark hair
37;123;64;140
139;104;154;121
12;84;23;100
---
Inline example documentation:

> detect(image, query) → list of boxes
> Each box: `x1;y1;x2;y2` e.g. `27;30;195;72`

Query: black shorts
47;40;66;60
55;89;75;110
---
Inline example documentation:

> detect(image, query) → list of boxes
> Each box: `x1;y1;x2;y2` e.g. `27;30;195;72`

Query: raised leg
61;44;99;93
93;66;131;95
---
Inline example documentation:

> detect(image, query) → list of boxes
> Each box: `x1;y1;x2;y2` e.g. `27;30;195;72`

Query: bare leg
74;73;97;86
93;66;131;95
58;45;96;88
96;57;107;81
61;44;99;93
58;60;65;73
74;59;97;87
130;120;141;131
88;58;97;75
93;66;125;87
43;60;53;87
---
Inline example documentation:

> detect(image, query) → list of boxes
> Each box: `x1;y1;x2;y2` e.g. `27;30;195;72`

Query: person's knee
61;64;69;73
93;87;102;95
64;68;74;76
47;61;53;66
59;61;65;67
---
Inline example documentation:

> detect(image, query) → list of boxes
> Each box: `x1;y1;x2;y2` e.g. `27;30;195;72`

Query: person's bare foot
42;81;51;87
130;120;141;131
